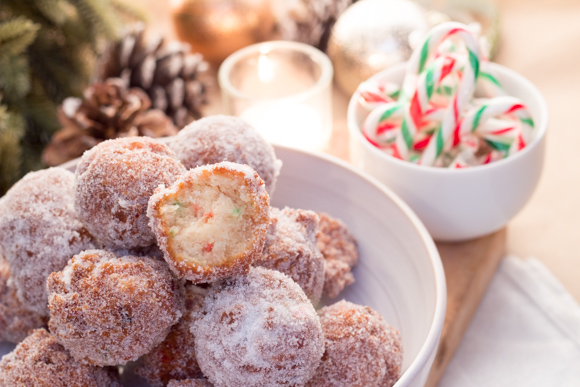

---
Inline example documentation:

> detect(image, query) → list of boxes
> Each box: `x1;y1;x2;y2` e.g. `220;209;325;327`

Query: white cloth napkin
439;255;580;387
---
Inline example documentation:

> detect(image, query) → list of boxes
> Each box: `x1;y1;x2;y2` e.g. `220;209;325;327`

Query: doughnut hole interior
160;173;257;267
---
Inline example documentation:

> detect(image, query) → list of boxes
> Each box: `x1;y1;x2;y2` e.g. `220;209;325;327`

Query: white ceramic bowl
348;63;548;241
0;145;446;387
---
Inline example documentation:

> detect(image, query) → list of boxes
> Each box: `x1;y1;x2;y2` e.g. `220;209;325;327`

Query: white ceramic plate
0;145;446;387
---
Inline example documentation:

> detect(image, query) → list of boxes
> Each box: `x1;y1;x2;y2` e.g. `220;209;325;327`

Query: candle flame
257;54;274;82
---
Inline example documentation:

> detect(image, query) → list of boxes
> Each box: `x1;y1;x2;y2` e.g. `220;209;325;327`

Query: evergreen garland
0;0;142;195
0;99;25;195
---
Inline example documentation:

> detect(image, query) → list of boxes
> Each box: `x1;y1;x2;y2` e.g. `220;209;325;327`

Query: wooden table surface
142;0;580;384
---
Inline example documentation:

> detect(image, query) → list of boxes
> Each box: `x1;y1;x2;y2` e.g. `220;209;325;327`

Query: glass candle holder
218;41;334;152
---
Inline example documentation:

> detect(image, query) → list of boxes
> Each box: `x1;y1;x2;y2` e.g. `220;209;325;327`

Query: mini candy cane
402;22;481;97
394;54;465;160
458;96;534;137
411;24;481;166
457;95;534;154
477;64;506;98
362;102;404;149
357;80;401;111
358;21;535;168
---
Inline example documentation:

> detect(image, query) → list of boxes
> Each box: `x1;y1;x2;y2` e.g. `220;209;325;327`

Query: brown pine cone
98;23;211;129
274;0;357;51
42;78;177;166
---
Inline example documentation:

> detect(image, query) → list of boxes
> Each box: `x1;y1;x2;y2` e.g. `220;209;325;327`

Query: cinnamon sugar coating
316;213;359;298
0;329;121;386
74;137;186;249
194;267;324;387
47;250;183;366
255;207;325;305
0;261;48;344
0;168;95;316
168;378;214;387
147;162;270;284
170;115;282;194
306;300;403;387
136;283;207;386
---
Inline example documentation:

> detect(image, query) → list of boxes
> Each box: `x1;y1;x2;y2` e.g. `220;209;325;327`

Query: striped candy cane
362;102;404;149
357;22;535;168
456;96;534;155
418;54;478;165
398;23;482;165
402;22;482;96
394;54;464;160
357;80;401;111
477;63;506;98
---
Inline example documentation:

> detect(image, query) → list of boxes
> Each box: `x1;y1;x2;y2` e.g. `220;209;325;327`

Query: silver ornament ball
328;0;429;96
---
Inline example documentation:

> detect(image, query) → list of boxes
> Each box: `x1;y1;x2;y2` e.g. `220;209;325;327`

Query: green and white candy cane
411;23;482;166
458;95;535;156
394;53;466;161
362;102;404;149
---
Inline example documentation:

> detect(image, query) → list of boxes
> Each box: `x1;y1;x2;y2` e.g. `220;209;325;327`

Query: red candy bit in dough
74;137;186;249
0;329;121;386
169;115;282;195
147;161;270;284
306;300;403;387
47;250;183;366
316;212;359;298
193;267;325;387
202;242;214;253
255;207;326;305
0;167;95;316
136;283;207;387
0;260;48;344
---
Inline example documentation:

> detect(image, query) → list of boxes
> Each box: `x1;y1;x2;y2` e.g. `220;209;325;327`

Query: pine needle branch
0;16;40;57
0;103;25;195
110;0;148;24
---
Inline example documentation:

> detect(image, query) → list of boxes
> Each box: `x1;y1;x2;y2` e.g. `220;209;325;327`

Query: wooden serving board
426;229;506;386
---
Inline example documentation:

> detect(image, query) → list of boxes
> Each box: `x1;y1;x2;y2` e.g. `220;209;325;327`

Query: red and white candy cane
394;53;465;161
357;80;401;111
477;63;506;98
456;96;534;154
402;22;482;95
412;24;482;166
362;102;404;149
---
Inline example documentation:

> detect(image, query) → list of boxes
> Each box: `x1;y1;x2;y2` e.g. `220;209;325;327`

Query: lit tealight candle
240;102;328;151
219;41;334;152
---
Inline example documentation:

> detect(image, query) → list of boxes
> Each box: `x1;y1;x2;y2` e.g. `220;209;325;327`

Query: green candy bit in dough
232;207;242;217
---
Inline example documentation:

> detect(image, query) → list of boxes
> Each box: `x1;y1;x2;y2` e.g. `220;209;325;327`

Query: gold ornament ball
171;0;275;65
328;0;429;97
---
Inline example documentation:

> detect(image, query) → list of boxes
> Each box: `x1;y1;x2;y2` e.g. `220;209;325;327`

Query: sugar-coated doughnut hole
316;212;359;298
194;267;324;387
170;115;282;194
0;329;121;386
0;167;95;316
306;300;403;387
47;250;183;366
0;260;48;344
167;378;214;387
136;283;207;386
256;207;325;305
74;137;186;249
148;161;270;283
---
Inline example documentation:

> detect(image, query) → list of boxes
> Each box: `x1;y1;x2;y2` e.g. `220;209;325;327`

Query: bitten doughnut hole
148;162;270;283
161;173;256;264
